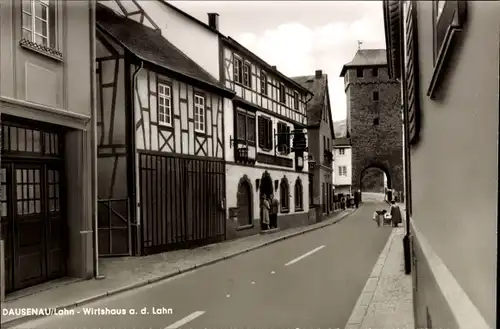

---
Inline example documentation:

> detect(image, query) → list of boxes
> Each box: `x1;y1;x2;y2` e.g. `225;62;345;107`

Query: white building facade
220;37;313;239
333;138;352;195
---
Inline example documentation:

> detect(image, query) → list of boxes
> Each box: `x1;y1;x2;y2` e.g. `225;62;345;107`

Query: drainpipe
89;0;104;280
131;61;143;242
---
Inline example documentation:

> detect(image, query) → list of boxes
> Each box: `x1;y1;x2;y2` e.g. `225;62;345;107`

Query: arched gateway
340;49;404;193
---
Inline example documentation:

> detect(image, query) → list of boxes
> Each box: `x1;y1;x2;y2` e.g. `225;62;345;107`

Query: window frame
22;0;50;47
194;93;206;134
277;121;290;154
339;148;345;156
235;109;256;146
293;91;299;110
260;70;268;96
233;54;243;84
280;179;289;213
279;83;286;104
373;118;380;126
258;115;273;151
157;82;173;127
294;178;303;211
243;61;252;88
356;68;363;78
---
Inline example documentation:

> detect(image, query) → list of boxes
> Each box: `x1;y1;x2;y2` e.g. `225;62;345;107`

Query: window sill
295;207;304;212
158;123;173;130
236;224;254;231
280;209;290;214
260;147;272;152
195;130;207;137
19;39;63;62
234;81;252;89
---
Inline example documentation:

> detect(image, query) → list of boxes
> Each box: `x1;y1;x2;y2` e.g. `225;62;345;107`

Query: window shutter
267;119;273;149
405;1;421;145
258;116;265;148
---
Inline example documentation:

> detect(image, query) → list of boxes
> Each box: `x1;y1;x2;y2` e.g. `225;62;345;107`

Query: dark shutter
258;116;265;148
248;116;256;144
267;119;272;149
405;1;421;145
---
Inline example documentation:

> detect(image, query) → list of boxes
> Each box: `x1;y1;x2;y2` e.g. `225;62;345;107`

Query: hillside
333;119;347;138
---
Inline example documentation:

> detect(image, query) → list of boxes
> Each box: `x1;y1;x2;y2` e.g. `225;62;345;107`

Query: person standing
269;194;279;229
390;200;402;227
354;190;360;208
260;194;270;230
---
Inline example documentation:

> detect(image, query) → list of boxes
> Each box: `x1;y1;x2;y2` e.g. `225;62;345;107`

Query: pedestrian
269;194;279;229
260;194;270;230
341;196;346;210
390;200;402;227
373;209;386;227
354;190;360;208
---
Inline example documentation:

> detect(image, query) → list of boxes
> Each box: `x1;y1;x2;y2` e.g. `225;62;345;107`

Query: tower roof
340;49;388;77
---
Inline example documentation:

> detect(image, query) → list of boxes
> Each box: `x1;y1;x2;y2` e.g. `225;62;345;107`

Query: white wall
135;1;220;80
333;147;351;186
226;165;309;220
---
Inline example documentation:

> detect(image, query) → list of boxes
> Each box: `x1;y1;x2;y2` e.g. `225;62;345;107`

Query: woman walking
260;194;270;230
390;200;402;227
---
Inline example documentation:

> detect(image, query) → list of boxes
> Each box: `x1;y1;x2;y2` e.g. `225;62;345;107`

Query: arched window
280;178;289;213
295;178;303;211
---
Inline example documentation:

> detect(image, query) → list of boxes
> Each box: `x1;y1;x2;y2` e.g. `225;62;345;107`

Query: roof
157;1;224;36
292;75;326;126
223;37;313;96
333;137;351;147
96;4;232;96
340;49;388;77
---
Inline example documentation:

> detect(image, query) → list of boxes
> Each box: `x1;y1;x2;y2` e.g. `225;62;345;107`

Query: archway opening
359;165;391;202
237;179;252;227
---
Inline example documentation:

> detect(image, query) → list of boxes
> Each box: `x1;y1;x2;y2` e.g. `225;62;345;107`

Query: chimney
272;65;277;70
315;70;322;79
208;13;219;31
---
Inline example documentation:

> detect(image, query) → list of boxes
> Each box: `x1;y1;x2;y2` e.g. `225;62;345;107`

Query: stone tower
339;49;404;193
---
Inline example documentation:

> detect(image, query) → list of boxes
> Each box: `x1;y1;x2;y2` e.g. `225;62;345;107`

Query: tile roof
96;3;231;95
340;49;388;77
291;74;327;127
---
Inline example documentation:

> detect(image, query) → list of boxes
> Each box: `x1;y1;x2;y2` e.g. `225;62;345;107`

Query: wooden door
13;163;47;290
237;181;252;226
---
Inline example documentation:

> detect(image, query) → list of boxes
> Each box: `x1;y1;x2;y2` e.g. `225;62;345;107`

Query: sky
170;1;386;122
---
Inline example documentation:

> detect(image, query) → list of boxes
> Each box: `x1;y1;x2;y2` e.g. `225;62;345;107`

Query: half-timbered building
292;70;336;219
220;37;313;239
95;3;234;256
0;0;95;298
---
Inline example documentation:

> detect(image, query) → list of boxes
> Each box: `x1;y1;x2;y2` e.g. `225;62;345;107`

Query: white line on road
164;311;205;329
285;245;326;266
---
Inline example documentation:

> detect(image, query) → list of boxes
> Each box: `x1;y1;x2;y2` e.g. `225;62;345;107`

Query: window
194;94;205;133
279;84;286;104
277;122;290;154
234;55;242;84
323;136;326;151
243;62;252;87
280;179;289;212
327;138;330;151
22;0;56;48
293;91;299;110
261;71;268;95
295;178;303;211
373;91;379;101
339;148;345;155
258;116;273;150
356;68;363;78
338;166;347;176
373;118;380;126
158;83;172;126
372;68;379;77
236;110;256;145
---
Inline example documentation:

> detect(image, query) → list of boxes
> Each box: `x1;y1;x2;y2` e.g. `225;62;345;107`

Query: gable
98;0;161;32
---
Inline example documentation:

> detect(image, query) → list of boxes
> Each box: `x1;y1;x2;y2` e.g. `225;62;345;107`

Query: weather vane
357;40;363;50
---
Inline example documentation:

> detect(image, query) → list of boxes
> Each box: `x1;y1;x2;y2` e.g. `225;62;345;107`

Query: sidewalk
344;206;414;329
1;208;356;328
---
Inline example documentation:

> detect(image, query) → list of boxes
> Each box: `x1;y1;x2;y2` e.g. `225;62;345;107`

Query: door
237;181;252;226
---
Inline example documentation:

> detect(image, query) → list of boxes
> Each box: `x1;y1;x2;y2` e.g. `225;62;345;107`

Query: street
13;198;392;329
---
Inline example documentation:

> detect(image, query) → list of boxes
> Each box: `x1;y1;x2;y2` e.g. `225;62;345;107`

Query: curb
344;225;402;329
2;208;359;328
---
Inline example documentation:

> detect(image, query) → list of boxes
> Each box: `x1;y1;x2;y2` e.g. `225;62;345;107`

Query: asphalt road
14;198;391;329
